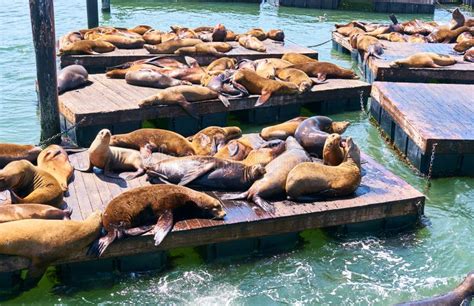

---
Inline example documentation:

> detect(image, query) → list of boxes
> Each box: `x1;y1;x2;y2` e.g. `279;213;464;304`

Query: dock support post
86;0;99;28
101;0;111;12
29;0;61;144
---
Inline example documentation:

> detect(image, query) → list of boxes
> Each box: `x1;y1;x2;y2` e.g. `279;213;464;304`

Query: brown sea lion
349;34;384;61
175;42;232;57
161;32;178;42
105;57;186;79
59;31;83;49
456;32;473;43
454;39;474;53
110;128;195;156
188;126;242;156
322;133;344;166
464;48;474;62
225;30;237;41
377;32;406;42
255;58;293;69
275;68;314;92
238;133;267;149
238;35;266;52
91;185;225;256
194;26;214;33
77;129;145;180
286;137;361;200
291;62;358;80
129;25;153;35
223;137;310;212
144;38;203;54
146;156;265;190
260;116;307;140
246;28;267;40
232;69;300;106
57;64;90;94
206;57;237;72
172;27;198;39
241;139;286;167
389;52;457;68
214;139;254;161
0;211;101;286
401;20;437;35
294;116;350;157
0;204;72;223
58;40;116;55
212;24;227;42
255;59;277;79
427;26;472;43
267;29;285;42
161;59;206;85
142;29;164;44
0;144;41;168
86;33;145;49
0;160;63;207
449;8;466;31
336;25;365;37
37;145;74;192
407;34;428;43
281;52;318;65
125;69;192;88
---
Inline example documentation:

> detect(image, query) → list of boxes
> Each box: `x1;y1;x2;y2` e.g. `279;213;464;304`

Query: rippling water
1;0;473;304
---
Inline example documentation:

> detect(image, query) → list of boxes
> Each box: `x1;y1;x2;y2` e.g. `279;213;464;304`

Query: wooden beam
86;0;99;28
29;0;61;144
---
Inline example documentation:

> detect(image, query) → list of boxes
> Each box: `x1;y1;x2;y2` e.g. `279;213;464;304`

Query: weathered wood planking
0;151;425;273
371;82;474;177
60;40;318;71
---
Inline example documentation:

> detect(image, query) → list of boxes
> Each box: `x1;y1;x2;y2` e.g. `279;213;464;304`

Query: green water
1;0;473;304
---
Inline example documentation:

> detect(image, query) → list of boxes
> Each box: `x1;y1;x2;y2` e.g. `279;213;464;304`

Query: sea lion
389;52;457;68
172;26;198;39
0;144;41;168
0;211;101;286
401;20;438;35
223;137;310;212
255;59;277;79
57;64;89;94
77;129;145;180
254;58;293;69
58;40;116;55
0;160;63;207
212;24;227;42
37;145;74;192
427;26;471;43
194;26;214;33
87;33;145;49
241;139;286;167
322;133;344;166
214;139;254;161
232;69;300;106
91;185;225;256
267;29;285;42
349;34;384;61
449;8;466;31
202;70;249;98
142;29;164;44
275;68;314;92
238;133;267;150
206;57;237;72
407;34;427;43
59;31;83;49
110;128;195;156
245;28;267;41
260;116;307;140
174;42;232;57
294;116;350;157
377;32;406;42
286;137;361;200
146;156;265;190
188;126;242;156
291;62;358;80
238;35;266;52
464;48;474;62
336;25;365;37
144;38;203;54
454;39;474;53
0;204;72;223
225;30;237;41
129;25;153;35
105;57;186;79
457;32;473;43
125;69;192;88
161;60;207;85
281;52;318;65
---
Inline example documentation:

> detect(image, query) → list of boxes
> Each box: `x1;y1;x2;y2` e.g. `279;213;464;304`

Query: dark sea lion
0;160;63;207
188;126;242;156
349;34;384;61
175;42;232;57
110;128;195;156
0;211;101;286
202;70;248;98
449;8;466;31
294;116;350;157
238;35;266;52
241;139;285;167
389;52;457;68
146;156;265;190
322;133;344;166
427;26;471;43
275;68;314;92
281;52;318;65
125;69;192;88
91;185;225;256
212;24;227;42
0;204;72;223
396;270;474;306
260;116;307;140
58;40;116;55
454;39;474;53
267;29;285;42
223;137;310;212
37;145;74;192
129;25;153;35
214;139;254;161
77;129;145;180
291;62;358;80
246;28;267;41
144;38;203;54
206;57;237;72
464;47;474;62
57;64;89;94
142;29;164;44
0;144;41;168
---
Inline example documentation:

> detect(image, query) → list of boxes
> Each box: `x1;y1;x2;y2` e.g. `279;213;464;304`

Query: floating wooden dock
59;75;371;146
0;150;425;281
332;32;474;84
60;40;318;71
371;82;474;177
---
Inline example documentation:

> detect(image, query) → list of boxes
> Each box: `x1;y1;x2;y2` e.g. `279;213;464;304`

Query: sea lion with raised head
0;144;41;168
0;204;72;223
238;35;266;52
260;116;307;140
212;24;227;42
281;52;318;65
188;126;242;156
144;38;203;54
90;185;225;256
37;145;74;192
322;133;345;166
449;8;466;31
58;40;116;55
291;62;358;80
286;137;361;200
241;139;286;167
267;29;285;42
57;64;90;94
126;69;192;88
389;52;457;68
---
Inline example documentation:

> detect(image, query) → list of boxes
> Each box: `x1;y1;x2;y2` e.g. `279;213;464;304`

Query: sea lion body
454;39;474;53
58;40;115;55
57;64;89;94
206;57;237;72
175;42;232;56
142;29;164;44
464;48;474;62
427;26;471;43
267;29;285;42
260;116;307;140
241;139;285;167
37;145;74;192
281;52;318;65
275;68;313;92
129;25;152;35
255;58;293;69
255;60;277;79
214;139;254;161
0;144;41;168
87;33;145;49
349;34;384;60
407;34;428;43
0;204;72;223
212;24;227;42
292;62;358;79
456;32;473;43
238;35;266;52
59;31;83;49
286;137;361;200
390;52;457;68
377;32;406;42
144;39;203;54
246;28;267;41
162;65;206;84
189;126;242;156
322;134;344;166
125;69;191;88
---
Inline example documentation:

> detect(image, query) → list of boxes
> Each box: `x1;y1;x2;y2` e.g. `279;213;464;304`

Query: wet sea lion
214;139;254;161
246;28;267;41
0;160;63;207
129;25;153;35
175;42;232;57
260;116;307;140
58;40;116;55
91;185;225;256
57;64;90;94
281;52;318;65
322;133;344;166
212;24;227;42
286;137;361;200
188;126;242;156
142;29;164;44
427;26;471;43
294;116;350;157
291;62;358;80
37;145;74;192
464;48;474;62
241;139;285;167
144;38;203;54
110;128;195;156
275;68;314;92
267;29;285;42
349;34;384;61
238;35;266;52
0;211;101;286
454;39;474;53
125;69;192;88
0;144;41;168
77;129;145;180
206;57;237;72
389;52;457;68
0;204;72;223
223;137;310;212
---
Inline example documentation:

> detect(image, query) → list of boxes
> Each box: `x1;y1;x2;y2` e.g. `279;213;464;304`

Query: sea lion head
0;160;31;190
324;134;342;150
331;121;350;134
96;129;112;145
248;163;266;180
343;137;361;168
285;136;304;151
193;193;226;219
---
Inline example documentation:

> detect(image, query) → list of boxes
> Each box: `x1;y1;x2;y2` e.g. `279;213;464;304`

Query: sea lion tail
177;99;199;119
252;195;275;213
255;90;272;107
218;94;230;107
220;191;248;200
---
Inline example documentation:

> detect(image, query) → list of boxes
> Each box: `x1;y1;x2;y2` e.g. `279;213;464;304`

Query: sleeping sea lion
214;139;254;161
110;128;195;156
255;59;277;79
349;34;384;61
174;42;232;57
212;24;227;42
275;68;314;92
90;185;225;256
427;26;471;43
454;39;474;53
260;116;307;140
59;31;83;49
238;35;266;52
142;29;164;44
464;48;474;62
0;204;72;223
222;137;310;212
0;211;101;286
291;62;358;80
240;139;285;167
281;52;318;65
77;129;145;180
457;32;473;43
57;64;90;94
376;32;406;42
160;59;207;84
129;25;153;35
106;57;186;79
286;137;361;200
322;133;344;166
238;133;267;150
407;34;428;43
0;160;63;207
225;30;237;41
254;58;293;69
58;40;116;55
144;38;203;54
389;52;457;68
125;69;192;88
206;57;237;72
37;145;74;192
86;33;145;49
246;28;267;40
267;29;285;42
203;70;249;97
0;144;41;168
188;126;242;156
336;25;365;37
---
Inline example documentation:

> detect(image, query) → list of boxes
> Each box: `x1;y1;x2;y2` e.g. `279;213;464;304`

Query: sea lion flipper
175;94;199;119
252;195;275;213
74;153;93;172
184;56;200;68
89;230;117;257
255;90;272;107
122;168;146;180
179;161;216;186
218;94;230;107
23;260;48;289
153;210;173;246
9;190;22;204
123;225;154;236
220;191;248;200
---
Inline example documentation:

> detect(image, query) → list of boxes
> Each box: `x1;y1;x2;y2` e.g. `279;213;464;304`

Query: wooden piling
101;0;111;12
86;0;99;28
29;0;61;144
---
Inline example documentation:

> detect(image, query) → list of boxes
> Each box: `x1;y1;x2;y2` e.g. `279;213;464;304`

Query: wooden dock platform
332;32;474;84
371;82;474;177
60;40;319;71
0;150;425;277
59;74;371;146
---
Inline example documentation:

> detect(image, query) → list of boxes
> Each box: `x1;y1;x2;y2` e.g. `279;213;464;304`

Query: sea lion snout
332;121;350;134
98;129;112;142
